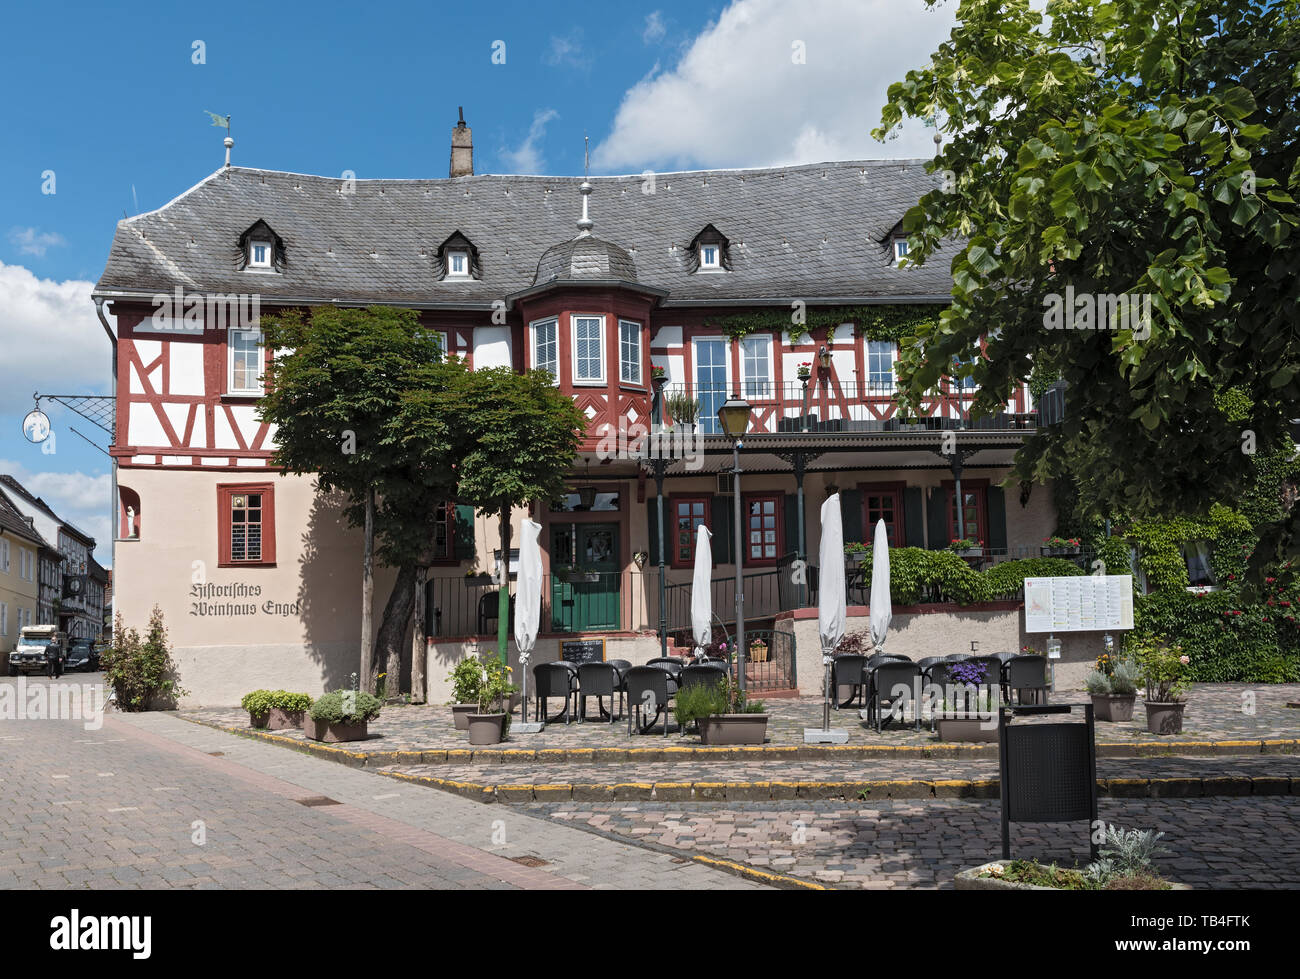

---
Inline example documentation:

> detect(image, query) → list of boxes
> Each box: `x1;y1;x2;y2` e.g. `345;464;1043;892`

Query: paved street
0;677;759;889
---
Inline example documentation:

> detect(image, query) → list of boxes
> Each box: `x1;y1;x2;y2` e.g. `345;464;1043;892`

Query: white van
8;625;67;677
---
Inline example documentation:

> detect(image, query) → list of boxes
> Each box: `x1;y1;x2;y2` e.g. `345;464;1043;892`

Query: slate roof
534;235;640;286
0;475;95;546
0;493;51;550
94;161;953;308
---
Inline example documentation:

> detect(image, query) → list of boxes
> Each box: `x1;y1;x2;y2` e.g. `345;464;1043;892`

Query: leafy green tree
876;0;1300;577
409;366;585;662
259;307;460;694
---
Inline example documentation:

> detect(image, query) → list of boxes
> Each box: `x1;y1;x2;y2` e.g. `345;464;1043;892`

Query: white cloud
0;457;112;565
8;227;67;258
594;0;955;172
499;109;560;174
544;31;585;67
643;11;667;44
0;263;110;415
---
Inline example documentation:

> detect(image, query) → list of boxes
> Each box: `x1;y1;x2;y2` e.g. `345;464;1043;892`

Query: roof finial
577;133;594;236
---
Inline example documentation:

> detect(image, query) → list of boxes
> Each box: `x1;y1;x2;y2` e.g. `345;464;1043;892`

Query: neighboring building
0;495;50;660
94;114;1057;705
0;475;103;640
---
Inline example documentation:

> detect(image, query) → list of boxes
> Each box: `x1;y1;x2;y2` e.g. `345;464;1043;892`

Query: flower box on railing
555;570;601;584
1040;546;1082;558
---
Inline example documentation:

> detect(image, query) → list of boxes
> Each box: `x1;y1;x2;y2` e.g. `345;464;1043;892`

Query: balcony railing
657;380;1033;435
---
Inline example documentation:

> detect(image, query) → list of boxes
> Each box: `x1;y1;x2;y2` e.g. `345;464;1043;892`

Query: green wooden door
550;523;621;631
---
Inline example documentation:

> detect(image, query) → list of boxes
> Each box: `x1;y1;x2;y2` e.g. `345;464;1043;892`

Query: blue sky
0;0;951;566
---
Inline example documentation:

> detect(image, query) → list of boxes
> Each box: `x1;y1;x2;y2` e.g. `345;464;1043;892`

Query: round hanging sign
22;409;50;444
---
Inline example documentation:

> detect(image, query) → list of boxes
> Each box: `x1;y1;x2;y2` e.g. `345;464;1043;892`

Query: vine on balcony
701;303;943;345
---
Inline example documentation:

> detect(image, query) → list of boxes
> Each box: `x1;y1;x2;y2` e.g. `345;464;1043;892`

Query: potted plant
674;674;767;745
948;537;984;558
1084;651;1139;722
935;659;999;742
304;689;382;743
956;824;1187;890
467;659;516;745
843;541;870;565
796;362;812;380
447;657;483;730
555;563;601;584
664;390;700;430
748;637;769;663
1041;535;1082;557
241;689;313;730
241;689;275;728
651;365;667;386
1134;637;1192;735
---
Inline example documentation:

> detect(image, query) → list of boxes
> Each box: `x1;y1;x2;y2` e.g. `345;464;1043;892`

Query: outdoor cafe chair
623;666;674;738
477;591;516;636
1003;655;1049;705
645;657;686;682
578;662;624;723
830;654;867;709
866;652;909;671
916;656;944;671
924;661;955;730
679;663;727;691
867;660;922;732
942;653;968;662
533;662;578;725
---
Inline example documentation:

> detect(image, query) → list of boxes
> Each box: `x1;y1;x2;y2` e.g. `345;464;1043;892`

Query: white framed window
228;328;265;395
572;315;606;385
446;250;470;278
699;244;721;270
693;336;730;435
893;238;909;264
740;335;772;398
619;319;642;385
248;240;273;269
0;539;8;573
1;602;7;636
531;317;558;382
866;340;895;391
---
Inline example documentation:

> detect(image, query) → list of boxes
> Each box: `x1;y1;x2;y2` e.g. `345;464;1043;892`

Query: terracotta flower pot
698;714;768;745
1091;693;1135;722
267;707;306;730
303;716;369;743
467;712;506;745
1144;701;1186;735
451;703;477;730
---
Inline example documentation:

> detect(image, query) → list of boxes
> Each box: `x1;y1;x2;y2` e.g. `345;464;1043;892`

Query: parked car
65;638;100;672
8;625;66;677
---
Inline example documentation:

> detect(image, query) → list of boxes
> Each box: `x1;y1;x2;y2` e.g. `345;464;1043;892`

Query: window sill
217;562;277;569
222;392;264;401
572;379;607;387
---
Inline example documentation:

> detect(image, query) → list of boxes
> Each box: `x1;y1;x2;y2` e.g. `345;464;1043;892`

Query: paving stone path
185;682;1300;757
525;797;1300;889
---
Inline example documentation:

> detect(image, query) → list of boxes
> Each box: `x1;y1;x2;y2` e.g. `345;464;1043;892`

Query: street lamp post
717;394;752;692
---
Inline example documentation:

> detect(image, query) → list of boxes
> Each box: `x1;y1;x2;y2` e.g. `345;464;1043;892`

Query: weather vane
204;110;231;136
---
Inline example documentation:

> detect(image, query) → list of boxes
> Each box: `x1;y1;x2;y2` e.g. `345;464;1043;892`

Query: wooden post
497;505;512;667
360;487;375;694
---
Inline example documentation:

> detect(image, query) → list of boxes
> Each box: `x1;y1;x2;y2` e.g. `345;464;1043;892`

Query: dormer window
237;220;284;273
688;224;731;274
437;230;480;281
893;238;909;264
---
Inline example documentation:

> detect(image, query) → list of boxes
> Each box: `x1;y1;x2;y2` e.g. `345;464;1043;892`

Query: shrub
241;690;276;721
673;676;764;730
309;690;383;725
447;657;483;704
240;690;313;721
101;608;187;711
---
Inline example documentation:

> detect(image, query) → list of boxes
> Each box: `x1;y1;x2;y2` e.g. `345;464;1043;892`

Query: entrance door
550;523;621;631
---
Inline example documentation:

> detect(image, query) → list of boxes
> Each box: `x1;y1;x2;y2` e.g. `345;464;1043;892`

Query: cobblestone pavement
0;678;761;890
185;683;1300;756
525;797;1300;889
385;752;1300;795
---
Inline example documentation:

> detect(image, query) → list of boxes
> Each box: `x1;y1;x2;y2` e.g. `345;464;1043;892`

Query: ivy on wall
857;549;1084;606
701;304;943;345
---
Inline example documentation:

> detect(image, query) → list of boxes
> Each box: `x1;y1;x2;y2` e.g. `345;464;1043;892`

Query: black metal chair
916;656;944;671
830;654;867;709
578;662;624;722
679;664;726;691
533;661;577;725
868;660;922;732
477;591;516;635
1003;655;1049;705
624;666;674;737
942;653;968;662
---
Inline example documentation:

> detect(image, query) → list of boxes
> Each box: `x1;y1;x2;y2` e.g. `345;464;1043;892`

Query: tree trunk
410;565;428;704
374;562;417;697
360;487;375;694
496;505;511;666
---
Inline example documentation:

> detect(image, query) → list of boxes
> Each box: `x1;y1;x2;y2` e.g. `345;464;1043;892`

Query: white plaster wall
473;326;512;369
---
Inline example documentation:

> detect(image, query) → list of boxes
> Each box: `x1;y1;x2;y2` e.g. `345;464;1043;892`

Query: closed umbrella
818;493;846;731
869;518;892;655
513;518;544;733
690;524;714;658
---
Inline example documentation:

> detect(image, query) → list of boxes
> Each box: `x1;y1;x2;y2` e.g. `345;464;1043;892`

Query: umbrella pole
822;653;831;731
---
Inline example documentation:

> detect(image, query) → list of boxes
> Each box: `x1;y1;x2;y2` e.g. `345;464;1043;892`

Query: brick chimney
450;107;473;178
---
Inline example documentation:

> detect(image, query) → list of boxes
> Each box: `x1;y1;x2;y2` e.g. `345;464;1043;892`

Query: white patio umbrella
869;518;892;655
690;525;714;659
818;493;847;730
513;518;543;731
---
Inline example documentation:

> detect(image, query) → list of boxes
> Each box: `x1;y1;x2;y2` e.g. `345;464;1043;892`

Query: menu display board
561;638;607;664
1023;575;1134;633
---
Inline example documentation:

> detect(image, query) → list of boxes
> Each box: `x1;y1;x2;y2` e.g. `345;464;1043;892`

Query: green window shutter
783;493;804;559
840;490;863;545
711;495;733;565
927;488;948;549
453;505;476;560
903;488;925;547
986;486;1007;553
647;497;661;566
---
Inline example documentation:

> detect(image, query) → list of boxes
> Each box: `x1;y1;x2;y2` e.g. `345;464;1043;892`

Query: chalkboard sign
561;638;606;664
